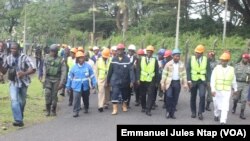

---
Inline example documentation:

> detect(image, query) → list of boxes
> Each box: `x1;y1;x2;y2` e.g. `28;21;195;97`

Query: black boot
205;102;211;111
46;104;51;116
232;100;237;114
84;108;88;113
51;105;57;116
240;109;246;119
146;109;152;116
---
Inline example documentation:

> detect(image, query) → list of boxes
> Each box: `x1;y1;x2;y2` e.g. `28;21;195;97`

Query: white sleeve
210;67;216;93
232;74;238;92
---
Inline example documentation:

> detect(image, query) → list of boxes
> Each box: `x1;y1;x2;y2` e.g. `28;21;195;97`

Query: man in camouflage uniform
206;51;219;111
232;53;250;119
40;44;67;116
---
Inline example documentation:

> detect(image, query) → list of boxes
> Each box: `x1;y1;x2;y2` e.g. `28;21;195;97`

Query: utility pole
222;0;228;48
92;0;96;47
23;4;27;55
175;0;181;49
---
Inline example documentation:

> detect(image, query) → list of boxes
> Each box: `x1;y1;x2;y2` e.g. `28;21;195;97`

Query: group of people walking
1;40;250;127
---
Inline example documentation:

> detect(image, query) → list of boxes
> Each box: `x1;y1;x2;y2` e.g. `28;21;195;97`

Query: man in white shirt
210;51;237;124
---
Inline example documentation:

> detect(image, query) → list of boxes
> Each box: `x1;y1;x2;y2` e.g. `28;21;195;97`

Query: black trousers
165;80;181;116
68;89;73;104
140;81;155;111
111;86;129;103
81;90;90;109
134;84;140;103
190;80;206;114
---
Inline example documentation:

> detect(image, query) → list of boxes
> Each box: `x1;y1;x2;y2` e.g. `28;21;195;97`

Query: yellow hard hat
75;51;85;58
102;48;110;58
219;52;230;61
146;45;155;52
195;44;205;53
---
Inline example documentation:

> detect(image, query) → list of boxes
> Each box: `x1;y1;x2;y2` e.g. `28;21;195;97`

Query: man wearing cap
232;53;250;119
210;52;237;124
161;48;188;119
107;43;135;115
40;44;67;116
136;45;159;116
186;44;211;120
96;48;111;112
206;51;219;111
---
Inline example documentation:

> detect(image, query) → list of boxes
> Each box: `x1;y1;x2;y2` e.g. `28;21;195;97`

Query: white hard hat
128;44;136;51
111;46;117;51
93;46;99;50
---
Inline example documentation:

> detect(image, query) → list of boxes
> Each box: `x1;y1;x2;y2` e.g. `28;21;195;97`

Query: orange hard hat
146;45;154;52
219;52;230;60
70;48;78;54
78;47;84;52
75;51;85;58
195;44;205;53
137;49;145;55
164;50;172;58
117;43;125;49
102;48;110;58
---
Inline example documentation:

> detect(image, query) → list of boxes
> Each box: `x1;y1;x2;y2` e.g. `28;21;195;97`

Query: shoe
73;113;79;118
60;93;65;97
84;109;88;113
98;108;103;112
13;121;24;127
146;110;152;116
198;113;203;120
220;122;226;125
104;105;108;109
141;109;146;112
171;115;176;119
191;113;196;118
240;109;246;119
214;116;219;122
68;103;72;106
135;102;140;106
165;113;171;119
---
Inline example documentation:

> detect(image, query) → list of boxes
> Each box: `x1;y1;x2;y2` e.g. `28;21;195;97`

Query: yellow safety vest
140;57;156;82
67;57;75;71
97;58;110;79
191;56;207;81
215;66;234;91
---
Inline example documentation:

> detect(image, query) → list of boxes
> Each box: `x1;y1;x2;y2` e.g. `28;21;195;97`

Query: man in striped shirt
0;42;36;127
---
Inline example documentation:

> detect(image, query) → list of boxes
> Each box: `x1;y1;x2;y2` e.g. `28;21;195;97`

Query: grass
0;77;55;135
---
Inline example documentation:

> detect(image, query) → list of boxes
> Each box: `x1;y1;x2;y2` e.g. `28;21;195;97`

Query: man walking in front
0;42;36;127
186;44;211;120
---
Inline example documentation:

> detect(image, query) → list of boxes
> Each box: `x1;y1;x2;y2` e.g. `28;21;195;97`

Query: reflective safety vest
215;66;234;91
191;56;207;81
140;57;156;82
97;58;110;79
67;57;75;71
